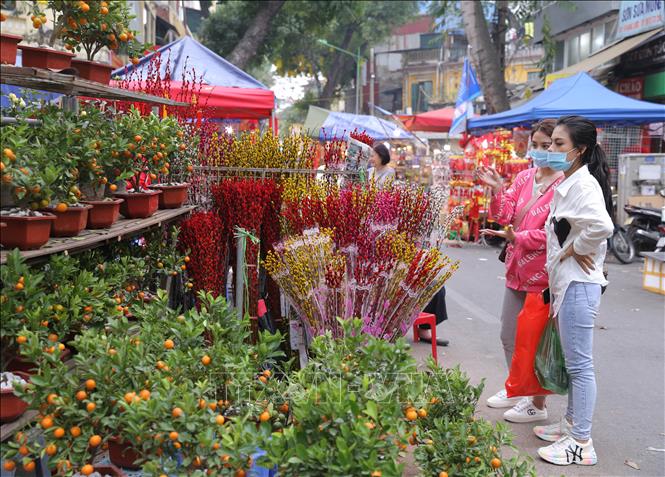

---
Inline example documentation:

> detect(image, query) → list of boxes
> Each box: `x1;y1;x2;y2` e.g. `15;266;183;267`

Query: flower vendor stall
112;36;276;125
1;6;543;474
448;130;530;242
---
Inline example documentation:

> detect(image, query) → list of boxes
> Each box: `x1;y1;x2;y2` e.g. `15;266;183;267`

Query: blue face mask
546;148;577;171
528;149;549;168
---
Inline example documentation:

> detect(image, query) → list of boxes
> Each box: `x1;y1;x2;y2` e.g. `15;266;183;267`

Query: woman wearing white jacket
534;116;614;467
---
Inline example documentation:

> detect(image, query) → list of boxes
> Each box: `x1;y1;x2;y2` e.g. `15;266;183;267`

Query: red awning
399;107;455;132
112;80;275;120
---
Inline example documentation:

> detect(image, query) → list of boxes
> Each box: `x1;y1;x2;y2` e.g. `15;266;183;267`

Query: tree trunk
495;0;508;74
460;0;510;113
318;26;356;110
227;0;286;70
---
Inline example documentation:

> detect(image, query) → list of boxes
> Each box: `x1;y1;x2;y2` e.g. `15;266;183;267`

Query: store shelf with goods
0;65;188;107
0;206;196;265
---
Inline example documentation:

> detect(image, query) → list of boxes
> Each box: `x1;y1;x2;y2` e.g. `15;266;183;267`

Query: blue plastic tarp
318;110;415;141
112;36;268;90
467;72;665;133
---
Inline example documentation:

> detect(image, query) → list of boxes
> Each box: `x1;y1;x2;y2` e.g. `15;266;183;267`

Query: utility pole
318;39;364;115
369;48;375;116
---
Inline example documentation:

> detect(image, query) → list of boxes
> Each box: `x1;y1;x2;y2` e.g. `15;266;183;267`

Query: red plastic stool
412;312;438;364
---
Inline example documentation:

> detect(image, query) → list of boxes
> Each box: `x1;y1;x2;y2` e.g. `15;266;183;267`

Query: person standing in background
367;143;395;188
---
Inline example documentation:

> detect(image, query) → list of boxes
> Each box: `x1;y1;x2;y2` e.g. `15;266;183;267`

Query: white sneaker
503;397;548;423
538;435;597;466
534;418;573;442
486;389;522;408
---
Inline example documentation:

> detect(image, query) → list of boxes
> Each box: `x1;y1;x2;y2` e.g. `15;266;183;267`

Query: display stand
0;64;196;455
0;206;196;264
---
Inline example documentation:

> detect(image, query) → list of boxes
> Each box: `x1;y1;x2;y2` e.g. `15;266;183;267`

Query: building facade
534;0;664;158
363;15;543;116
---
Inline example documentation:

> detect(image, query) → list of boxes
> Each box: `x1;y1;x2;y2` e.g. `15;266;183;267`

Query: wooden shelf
0;65;188;106
0;206;196;264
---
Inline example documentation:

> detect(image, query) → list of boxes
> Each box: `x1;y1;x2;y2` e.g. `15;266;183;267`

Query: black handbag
498;243;508;263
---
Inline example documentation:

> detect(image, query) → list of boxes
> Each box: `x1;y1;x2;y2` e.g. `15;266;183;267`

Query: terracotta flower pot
0;372;30;423
42;204;92;237
0;33;22;65
0;213;55;250
150;183;190;209
113;190;162;219
93;464;126;477
19;44;74;69
71;58;115;84
7;348;71;373
82;198;124;229
108;437;142;470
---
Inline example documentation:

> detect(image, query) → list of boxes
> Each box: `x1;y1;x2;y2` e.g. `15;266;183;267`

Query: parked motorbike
611;203;665;263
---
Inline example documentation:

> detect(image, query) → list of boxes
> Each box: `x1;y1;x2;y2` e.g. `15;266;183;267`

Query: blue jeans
557;281;601;441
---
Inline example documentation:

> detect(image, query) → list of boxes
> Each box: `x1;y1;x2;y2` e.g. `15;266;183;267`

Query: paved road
410;244;665;477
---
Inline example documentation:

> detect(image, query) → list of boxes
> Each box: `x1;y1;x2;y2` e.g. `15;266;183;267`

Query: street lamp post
318;39;363;115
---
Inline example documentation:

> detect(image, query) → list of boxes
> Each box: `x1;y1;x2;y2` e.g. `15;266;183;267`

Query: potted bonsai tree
148;116;196;209
31;0;144;83
0;106;57;250
111;108;165;218
18;1;74;69
69;104;126;229
29;105;93;237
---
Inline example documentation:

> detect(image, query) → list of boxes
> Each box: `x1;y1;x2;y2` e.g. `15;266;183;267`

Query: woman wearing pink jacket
478;119;564;422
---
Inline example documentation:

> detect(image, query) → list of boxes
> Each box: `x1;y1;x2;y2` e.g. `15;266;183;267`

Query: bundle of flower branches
280;183;439;246
211;178;282;316
270;183;460;340
264;228;458;341
205;130;316;170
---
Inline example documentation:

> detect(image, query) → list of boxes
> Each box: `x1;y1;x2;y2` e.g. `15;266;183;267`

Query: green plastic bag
535;317;569;394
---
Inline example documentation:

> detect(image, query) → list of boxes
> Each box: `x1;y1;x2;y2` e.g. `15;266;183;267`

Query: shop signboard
617;1;665;38
617;76;645;98
620;33;665;74
345;138;372;175
544;71;572;88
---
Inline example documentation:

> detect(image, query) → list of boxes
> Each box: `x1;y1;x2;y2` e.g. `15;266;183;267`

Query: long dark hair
556;115;613;217
373;143;391;165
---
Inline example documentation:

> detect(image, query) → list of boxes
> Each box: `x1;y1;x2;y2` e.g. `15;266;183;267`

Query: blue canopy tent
467;73;665;133
112;36;267;89
303;106;414;141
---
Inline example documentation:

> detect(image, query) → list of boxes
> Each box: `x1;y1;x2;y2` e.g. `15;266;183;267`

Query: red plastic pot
0;372;31;423
42;204;92;237
7;348;72;373
71;58;115;84
0;213;55;250
150;183;190;209
1;33;22;65
114;190;162;218
108;437;142;470
82;198;124;229
93;464;126;477
19;45;74;69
